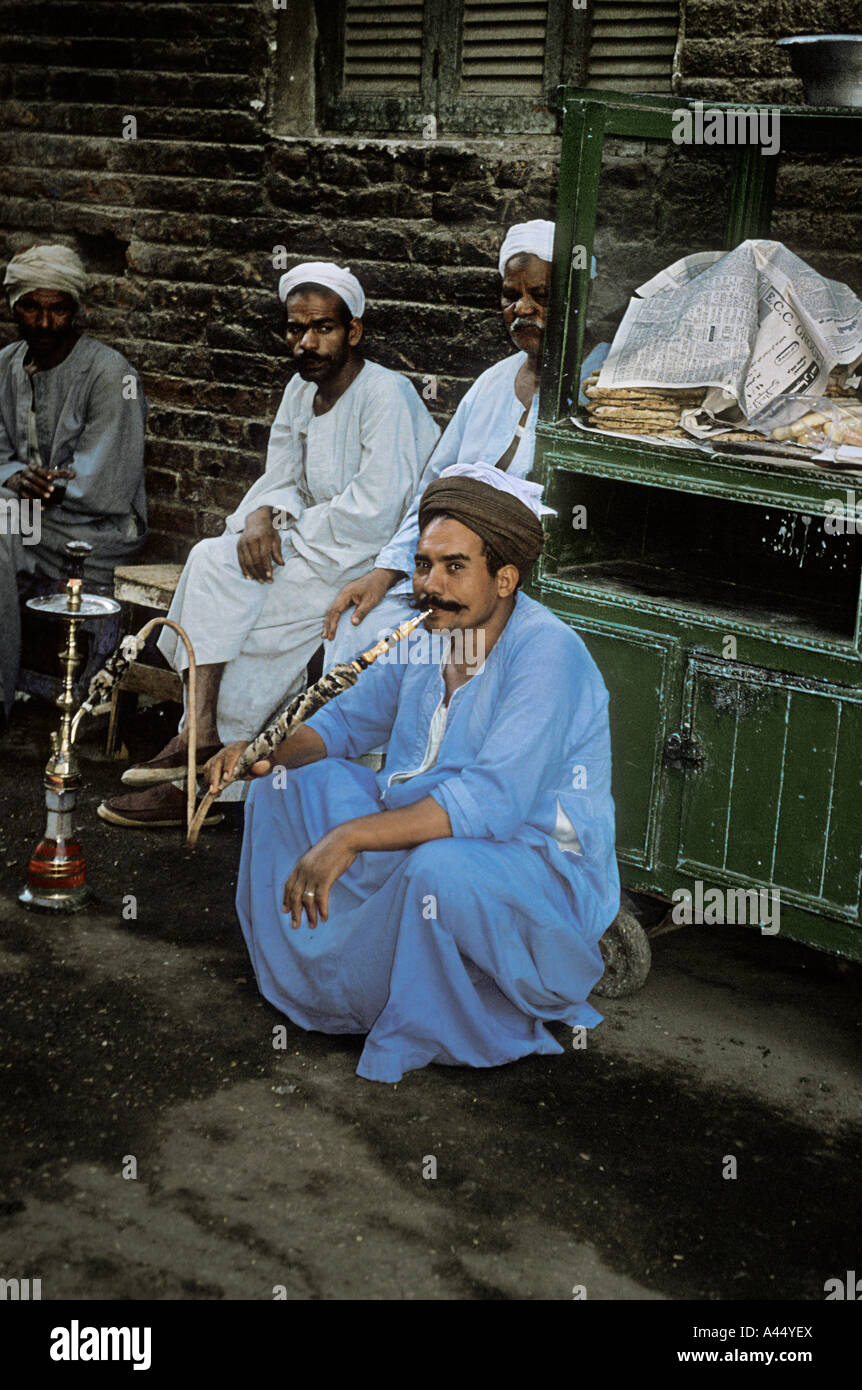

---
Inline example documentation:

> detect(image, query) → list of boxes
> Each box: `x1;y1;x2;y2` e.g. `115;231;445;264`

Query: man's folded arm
339;795;452;853
0;405;25;486
224;387;307;534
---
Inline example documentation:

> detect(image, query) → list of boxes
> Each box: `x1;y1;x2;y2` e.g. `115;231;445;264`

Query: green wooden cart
531;89;862;990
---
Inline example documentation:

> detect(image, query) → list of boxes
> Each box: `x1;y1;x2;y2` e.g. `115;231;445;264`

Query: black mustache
409;596;464;613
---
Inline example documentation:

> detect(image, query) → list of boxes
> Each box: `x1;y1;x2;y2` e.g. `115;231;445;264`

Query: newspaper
597;240;862;437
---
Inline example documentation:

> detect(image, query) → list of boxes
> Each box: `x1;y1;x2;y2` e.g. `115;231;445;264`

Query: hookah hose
74;609;427;848
186;610;427;848
71;618;199;836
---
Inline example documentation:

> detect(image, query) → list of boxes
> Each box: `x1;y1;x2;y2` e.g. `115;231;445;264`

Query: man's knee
402;840;468;889
181;532;242;585
248;768;290;807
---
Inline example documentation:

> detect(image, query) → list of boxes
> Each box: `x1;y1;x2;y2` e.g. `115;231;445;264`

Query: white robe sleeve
373;385;473;575
224;382;308;535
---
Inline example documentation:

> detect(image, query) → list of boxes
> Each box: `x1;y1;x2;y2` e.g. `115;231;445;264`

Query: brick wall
1;0;859;559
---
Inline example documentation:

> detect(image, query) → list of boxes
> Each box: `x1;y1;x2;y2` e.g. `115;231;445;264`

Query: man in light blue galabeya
206;467;620;1084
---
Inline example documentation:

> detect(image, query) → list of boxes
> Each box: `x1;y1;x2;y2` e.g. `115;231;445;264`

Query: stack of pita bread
582;365;859;447
582;373;706;438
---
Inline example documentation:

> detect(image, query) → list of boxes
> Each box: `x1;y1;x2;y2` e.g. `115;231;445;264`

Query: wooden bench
105;562;184;757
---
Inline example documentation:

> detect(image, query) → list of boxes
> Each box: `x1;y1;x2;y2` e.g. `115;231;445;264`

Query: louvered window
321;0;681;133
343;1;425;93
586;0;679;92
460;2;549;96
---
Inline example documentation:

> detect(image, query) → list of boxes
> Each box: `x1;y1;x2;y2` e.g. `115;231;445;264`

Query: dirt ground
0;700;860;1302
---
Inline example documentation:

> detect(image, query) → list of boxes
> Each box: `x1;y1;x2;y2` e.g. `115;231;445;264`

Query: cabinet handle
662;727;706;771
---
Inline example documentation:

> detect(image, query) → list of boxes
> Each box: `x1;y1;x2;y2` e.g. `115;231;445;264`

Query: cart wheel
592;907;652;998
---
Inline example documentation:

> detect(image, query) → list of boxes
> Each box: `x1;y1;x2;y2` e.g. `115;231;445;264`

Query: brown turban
418;476;545;577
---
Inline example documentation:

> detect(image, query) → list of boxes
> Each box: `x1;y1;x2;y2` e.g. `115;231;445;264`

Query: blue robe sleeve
430;630;610;845
305;655;407;760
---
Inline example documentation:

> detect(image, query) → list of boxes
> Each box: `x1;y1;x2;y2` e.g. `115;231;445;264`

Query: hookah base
19;882;93;913
19;836;91;913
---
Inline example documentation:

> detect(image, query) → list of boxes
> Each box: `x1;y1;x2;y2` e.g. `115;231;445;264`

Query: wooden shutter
586;0;680;93
460;1;550;96
342;0;426;93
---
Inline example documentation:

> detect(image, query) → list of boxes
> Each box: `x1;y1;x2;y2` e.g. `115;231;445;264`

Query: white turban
277;262;365;319
437;462;556;519
498;220;555;275
498;220;597;279
3;243;89;308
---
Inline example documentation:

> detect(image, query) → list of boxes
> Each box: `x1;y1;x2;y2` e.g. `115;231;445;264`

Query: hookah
18;540;199;911
18;541;121;911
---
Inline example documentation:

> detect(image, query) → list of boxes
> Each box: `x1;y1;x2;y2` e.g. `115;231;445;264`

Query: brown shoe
121;741;222;787
97;782;224;829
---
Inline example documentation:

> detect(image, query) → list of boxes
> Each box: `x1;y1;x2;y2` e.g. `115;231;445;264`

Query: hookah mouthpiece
352;608;426;668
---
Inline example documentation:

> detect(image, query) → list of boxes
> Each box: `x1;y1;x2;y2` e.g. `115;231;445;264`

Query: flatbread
586;385;703;402
583;374;703;399
590;408;682;423
587;400;702;412
589;422;689;436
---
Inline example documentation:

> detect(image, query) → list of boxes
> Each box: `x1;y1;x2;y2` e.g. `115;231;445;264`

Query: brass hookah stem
55;576;83;761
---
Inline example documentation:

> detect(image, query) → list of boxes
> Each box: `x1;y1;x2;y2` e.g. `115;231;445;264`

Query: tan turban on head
3;243;89;309
418;473;546;578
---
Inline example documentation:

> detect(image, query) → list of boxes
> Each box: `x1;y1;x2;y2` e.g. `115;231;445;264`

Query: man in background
0;242;147;724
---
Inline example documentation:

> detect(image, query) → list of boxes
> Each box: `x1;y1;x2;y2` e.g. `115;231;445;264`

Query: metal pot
777;35;862;108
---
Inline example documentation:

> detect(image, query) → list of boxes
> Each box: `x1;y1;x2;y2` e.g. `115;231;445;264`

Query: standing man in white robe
100;262;439;828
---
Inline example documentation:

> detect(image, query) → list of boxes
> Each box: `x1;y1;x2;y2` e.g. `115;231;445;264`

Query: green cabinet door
556;613;679;874
678;655;862;925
